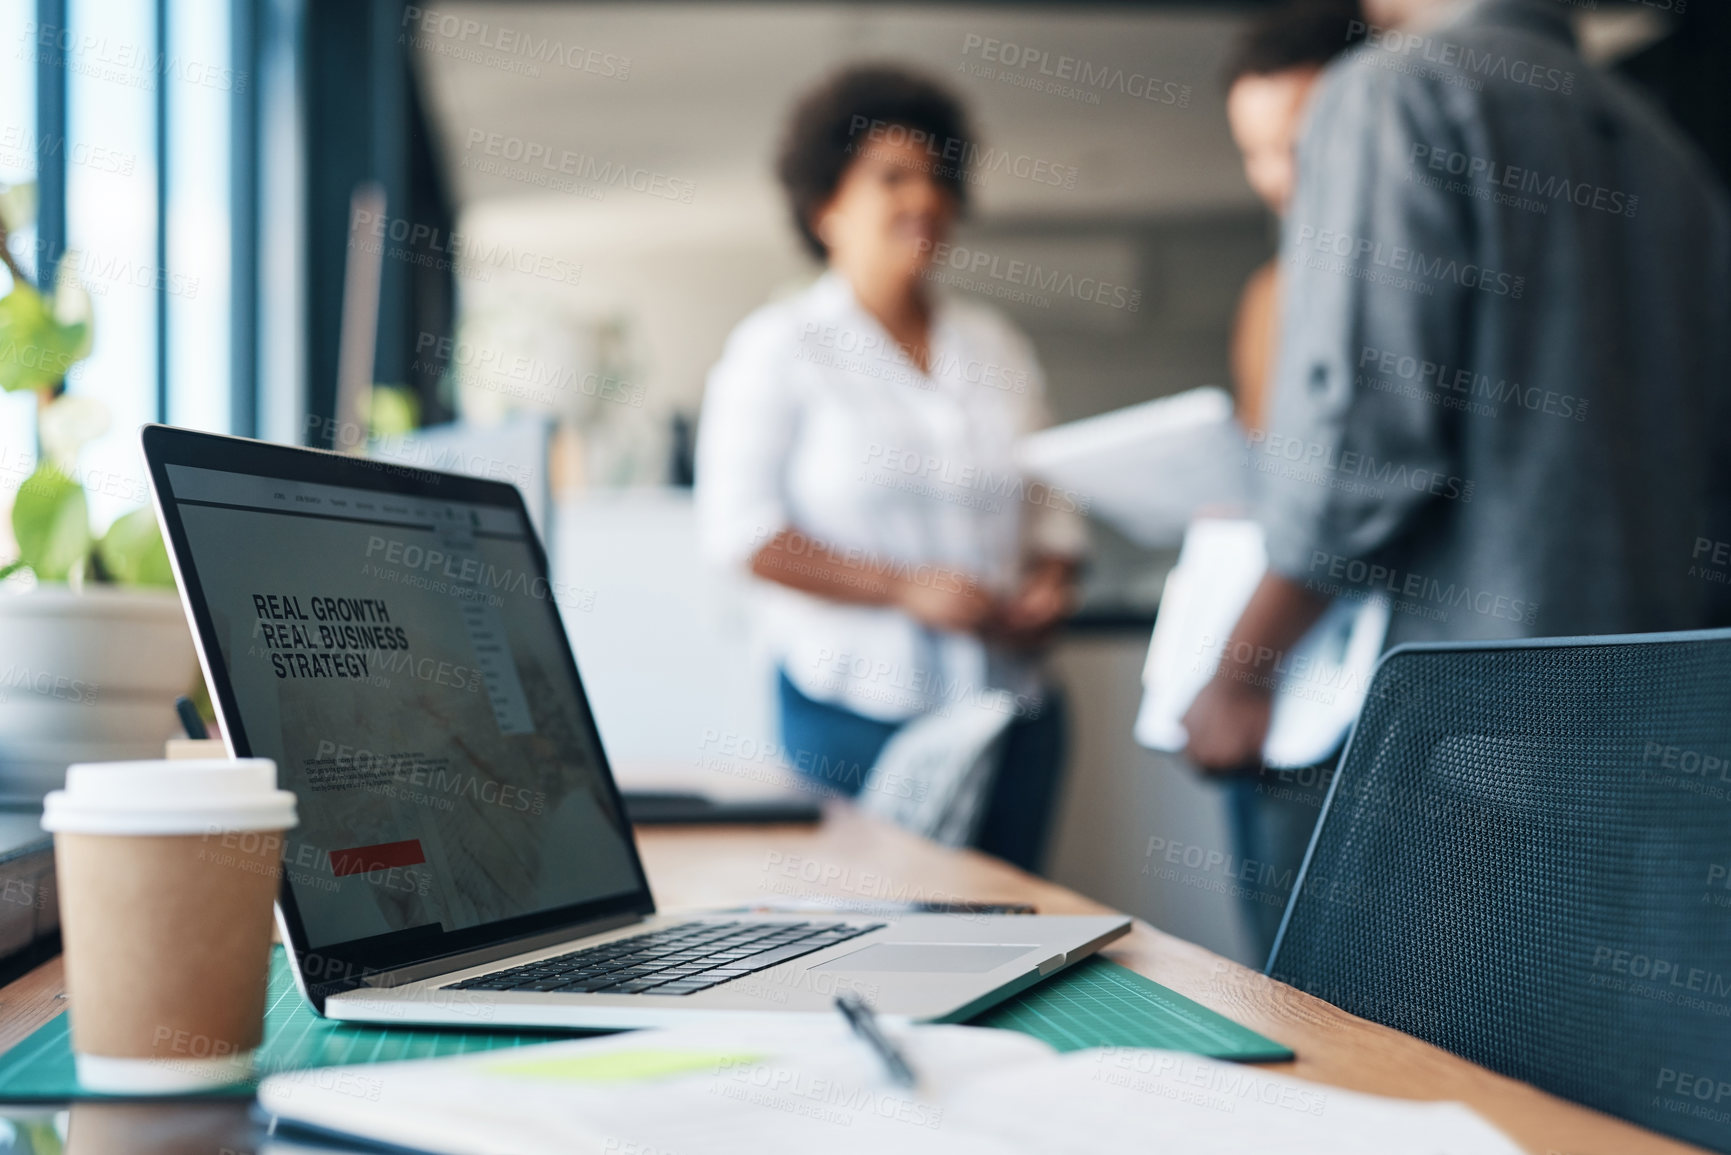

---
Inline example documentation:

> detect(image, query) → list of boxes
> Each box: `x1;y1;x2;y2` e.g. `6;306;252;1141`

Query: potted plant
0;181;201;802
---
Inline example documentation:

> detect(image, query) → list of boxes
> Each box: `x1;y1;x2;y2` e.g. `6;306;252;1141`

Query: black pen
175;696;209;740
835;992;917;1088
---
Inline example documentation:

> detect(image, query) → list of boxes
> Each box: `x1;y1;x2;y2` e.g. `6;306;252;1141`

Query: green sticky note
481;1048;764;1084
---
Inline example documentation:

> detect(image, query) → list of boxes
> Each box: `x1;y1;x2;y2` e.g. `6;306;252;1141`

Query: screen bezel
140;424;657;1001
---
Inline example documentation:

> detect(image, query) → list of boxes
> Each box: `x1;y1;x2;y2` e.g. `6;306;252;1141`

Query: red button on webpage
329;839;427;877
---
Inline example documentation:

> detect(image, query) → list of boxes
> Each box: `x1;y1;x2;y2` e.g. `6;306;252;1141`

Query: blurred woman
695;66;1084;872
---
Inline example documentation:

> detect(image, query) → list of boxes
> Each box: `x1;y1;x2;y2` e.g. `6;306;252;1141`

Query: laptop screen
145;431;652;989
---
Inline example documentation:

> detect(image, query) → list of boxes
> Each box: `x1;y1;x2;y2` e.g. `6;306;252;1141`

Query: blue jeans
1226;761;1335;968
776;671;1067;874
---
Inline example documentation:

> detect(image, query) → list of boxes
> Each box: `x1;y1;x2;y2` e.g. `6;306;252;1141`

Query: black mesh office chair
1269;630;1731;1154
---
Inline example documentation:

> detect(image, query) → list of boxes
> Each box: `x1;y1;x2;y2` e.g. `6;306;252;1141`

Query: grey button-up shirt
1258;0;1731;647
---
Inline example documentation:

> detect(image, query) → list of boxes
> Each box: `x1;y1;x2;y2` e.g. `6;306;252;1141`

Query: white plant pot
0;585;201;803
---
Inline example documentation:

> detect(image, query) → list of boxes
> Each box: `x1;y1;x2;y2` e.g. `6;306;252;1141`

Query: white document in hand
1016;387;1252;549
1134;519;1389;768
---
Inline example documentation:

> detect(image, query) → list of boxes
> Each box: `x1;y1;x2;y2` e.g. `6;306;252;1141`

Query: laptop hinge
356;911;646;990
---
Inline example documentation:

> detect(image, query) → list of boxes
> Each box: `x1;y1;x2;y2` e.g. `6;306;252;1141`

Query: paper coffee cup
43;759;296;1094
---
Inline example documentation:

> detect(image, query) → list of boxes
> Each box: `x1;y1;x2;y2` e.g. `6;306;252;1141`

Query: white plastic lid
75;1050;256;1093
42;758;298;835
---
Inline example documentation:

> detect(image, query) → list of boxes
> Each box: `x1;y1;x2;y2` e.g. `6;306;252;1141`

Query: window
3;0;267;535
165;0;233;436
0;0;39;496
63;0;159;531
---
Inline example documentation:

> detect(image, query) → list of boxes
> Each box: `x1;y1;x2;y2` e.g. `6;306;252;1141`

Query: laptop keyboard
445;920;885;997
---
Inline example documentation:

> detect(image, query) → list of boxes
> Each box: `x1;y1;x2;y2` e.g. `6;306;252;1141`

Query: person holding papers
695;66;1086;872
1182;0;1731;955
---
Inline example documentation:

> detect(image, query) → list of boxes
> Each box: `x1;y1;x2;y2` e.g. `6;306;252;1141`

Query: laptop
141;426;1128;1028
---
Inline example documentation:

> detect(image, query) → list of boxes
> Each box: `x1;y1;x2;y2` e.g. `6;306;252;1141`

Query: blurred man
1223;2;1363;432
1184;0;1731;960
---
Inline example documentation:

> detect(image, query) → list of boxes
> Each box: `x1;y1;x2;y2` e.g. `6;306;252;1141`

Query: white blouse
695;272;1086;723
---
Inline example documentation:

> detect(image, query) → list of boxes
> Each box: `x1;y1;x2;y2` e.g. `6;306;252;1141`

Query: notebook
259;1020;1524;1155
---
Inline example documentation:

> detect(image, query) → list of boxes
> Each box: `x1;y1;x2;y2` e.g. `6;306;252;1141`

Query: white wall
551;489;777;775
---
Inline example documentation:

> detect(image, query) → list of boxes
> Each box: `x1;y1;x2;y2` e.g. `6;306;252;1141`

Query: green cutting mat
971;957;1290;1060
0;948;1289;1100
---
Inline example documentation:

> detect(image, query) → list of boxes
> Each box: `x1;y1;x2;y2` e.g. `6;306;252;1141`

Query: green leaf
95;506;175;588
0;181;37;234
369;384;421;439
11;463;92;582
0;281;88;393
50;256;95;361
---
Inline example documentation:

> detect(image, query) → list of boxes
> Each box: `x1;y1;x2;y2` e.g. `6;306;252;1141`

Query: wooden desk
0;805;1710;1154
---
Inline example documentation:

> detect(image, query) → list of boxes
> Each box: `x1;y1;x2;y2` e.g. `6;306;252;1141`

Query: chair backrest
859;689;1017;846
1269;629;1731;1154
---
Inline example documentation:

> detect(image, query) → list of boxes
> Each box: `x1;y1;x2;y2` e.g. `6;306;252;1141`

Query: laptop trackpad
813;944;1036;974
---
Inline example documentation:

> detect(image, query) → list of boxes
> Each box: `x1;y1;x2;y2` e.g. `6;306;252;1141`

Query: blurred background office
0;0;1725;966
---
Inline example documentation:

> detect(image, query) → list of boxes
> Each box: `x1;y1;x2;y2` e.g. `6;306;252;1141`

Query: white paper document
1135;519;1389;768
259;1021;1523;1155
1017;386;1252;549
